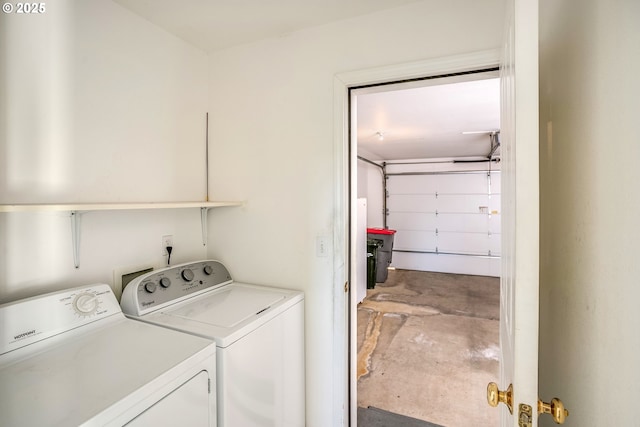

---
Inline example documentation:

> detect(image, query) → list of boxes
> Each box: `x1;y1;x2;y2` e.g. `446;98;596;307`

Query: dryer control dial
144;282;157;293
159;277;171;288
72;292;99;316
203;265;213;275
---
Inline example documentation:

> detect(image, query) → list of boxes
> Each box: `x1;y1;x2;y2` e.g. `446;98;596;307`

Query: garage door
387;170;500;276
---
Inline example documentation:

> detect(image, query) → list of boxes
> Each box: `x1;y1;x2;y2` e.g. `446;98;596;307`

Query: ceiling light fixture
375;131;384;141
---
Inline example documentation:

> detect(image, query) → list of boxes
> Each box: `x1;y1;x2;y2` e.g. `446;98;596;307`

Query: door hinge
344;281;349;293
208;378;211;394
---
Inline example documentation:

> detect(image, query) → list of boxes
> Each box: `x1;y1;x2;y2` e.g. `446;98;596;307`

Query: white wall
205;1;506;425
539;0;640;425
0;0;209;302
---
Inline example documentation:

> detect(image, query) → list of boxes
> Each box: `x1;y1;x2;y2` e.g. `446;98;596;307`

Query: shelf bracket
70;211;84;268
201;207;209;246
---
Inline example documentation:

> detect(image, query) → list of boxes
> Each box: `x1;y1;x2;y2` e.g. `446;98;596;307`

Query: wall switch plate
316;235;329;257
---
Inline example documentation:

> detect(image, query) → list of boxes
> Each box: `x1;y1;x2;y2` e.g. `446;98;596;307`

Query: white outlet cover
161;235;173;255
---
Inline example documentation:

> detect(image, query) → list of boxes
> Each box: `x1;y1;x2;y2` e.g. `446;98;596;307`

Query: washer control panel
0;284;121;356
120;260;232;316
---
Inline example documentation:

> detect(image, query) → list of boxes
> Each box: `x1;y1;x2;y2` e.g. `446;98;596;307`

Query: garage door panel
393;230;436;251
387;175;438;194
443;174;488;193
488;171;501;193
388;194;436;212
436;213;488;232
388;212;436;231
437;232;491;255
488;234;501;256
489;194;501;212
489;217;501;233
436;194;489;212
391;251;500;277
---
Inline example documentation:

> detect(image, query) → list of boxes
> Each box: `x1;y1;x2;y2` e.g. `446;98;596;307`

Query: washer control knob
181;269;195;282
144;282;157;293
73;292;99;316
159;277;171;288
203;265;213;275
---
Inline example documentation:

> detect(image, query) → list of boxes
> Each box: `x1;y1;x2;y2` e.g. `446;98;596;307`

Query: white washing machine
120;260;305;427
0;284;217;427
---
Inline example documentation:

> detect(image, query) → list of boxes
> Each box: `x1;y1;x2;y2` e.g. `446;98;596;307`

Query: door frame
332;49;502;426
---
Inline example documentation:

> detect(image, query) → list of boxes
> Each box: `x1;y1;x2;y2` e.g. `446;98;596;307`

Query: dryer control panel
0;284;122;356
120;260;233;316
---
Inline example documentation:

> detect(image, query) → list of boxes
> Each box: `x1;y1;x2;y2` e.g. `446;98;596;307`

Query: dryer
120;260;305;427
0;284;216;427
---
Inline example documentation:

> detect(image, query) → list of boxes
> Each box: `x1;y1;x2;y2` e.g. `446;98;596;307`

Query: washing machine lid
163;284;286;328
139;282;303;347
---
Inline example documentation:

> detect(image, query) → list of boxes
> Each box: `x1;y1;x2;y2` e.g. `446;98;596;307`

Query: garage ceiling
357;76;500;161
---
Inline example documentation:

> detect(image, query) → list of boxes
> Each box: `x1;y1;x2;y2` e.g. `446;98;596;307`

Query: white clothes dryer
120;260;305;427
0;284;217;427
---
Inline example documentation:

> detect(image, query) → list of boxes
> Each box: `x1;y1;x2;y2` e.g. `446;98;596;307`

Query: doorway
350;69;501;426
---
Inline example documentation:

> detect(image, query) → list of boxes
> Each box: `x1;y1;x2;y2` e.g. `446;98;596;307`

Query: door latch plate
518;403;532;427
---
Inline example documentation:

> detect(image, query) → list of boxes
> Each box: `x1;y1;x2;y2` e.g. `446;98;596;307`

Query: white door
494;0;540;425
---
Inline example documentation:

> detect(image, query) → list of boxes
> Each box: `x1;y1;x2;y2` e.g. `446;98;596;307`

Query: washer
0;284;217;427
120;260;305;427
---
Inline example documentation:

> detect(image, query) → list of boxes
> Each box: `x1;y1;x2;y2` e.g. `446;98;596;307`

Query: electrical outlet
162;235;173;256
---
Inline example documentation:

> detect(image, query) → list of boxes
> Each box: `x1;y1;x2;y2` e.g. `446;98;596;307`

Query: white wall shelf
0;201;244;268
0;201;243;212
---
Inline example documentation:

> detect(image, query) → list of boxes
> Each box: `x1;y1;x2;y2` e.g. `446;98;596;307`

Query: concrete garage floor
357;269;500;427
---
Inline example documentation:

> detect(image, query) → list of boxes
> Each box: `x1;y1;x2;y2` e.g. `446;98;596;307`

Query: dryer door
126;371;212;427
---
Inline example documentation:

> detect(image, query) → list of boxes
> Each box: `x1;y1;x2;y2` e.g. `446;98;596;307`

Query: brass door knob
538;397;569;424
487;382;513;414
